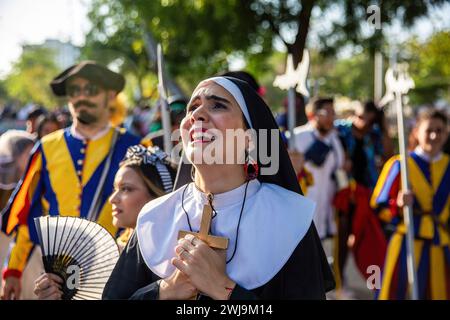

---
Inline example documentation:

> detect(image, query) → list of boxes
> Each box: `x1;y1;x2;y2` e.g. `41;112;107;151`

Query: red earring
244;161;259;181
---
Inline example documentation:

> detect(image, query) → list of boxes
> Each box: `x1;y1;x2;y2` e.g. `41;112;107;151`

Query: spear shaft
157;44;173;154
394;85;418;300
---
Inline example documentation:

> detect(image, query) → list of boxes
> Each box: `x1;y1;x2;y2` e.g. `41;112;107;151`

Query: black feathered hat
50;61;125;97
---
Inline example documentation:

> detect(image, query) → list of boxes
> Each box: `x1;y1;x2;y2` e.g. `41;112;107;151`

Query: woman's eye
212;103;227;110
121;187;132;192
187;104;198;113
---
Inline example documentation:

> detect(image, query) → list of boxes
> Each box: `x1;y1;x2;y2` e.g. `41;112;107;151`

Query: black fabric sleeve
102;231;160;300
230;223;335;300
229;284;259;300
129;281;161;300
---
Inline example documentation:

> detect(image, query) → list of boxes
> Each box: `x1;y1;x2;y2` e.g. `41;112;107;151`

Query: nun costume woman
102;77;335;300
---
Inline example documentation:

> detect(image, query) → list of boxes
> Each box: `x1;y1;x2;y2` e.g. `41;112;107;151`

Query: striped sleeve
3;225;35;279
370;155;401;222
1;144;44;279
1;143;43;235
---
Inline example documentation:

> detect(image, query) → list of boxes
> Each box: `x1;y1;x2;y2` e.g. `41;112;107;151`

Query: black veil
173;76;335;293
174;76;301;195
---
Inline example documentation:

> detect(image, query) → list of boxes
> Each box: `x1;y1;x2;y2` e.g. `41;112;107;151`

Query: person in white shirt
291;97;345;240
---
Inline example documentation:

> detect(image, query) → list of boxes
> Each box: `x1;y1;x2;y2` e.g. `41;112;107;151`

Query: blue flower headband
123;145;173;194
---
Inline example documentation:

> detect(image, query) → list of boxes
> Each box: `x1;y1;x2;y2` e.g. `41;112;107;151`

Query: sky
0;0;91;78
1;0;449;79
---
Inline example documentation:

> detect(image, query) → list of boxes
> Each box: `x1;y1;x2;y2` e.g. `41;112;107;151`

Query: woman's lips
189;128;215;144
112;208;123;216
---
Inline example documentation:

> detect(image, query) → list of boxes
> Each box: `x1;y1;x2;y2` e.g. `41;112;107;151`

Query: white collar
70;124;111;141
136;180;315;290
191;180;260;210
414;146;442;163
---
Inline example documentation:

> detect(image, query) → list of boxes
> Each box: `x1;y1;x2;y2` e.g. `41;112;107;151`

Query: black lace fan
34;216;120;300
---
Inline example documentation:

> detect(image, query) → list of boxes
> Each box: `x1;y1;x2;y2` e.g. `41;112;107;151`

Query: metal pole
374;51;383;103
394;90;419;300
287;88;296;149
141;23;185;98
157;44;173;154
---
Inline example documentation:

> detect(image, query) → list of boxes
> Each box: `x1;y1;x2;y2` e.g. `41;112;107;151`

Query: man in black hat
1;61;141;299
50;60;126;137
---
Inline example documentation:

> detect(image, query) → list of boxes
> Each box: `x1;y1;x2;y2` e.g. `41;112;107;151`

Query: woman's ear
412;127;419;141
246;135;258;165
244;130;257;156
408;127;419;151
306;111;315;121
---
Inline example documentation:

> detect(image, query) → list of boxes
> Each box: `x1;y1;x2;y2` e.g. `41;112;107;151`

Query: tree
84;0;449;100
82;0;156;100
310;49;374;100
304;30;450;106
84;0;261;96
4;47;60;107
406;31;450;104
0;79;8;101
316;0;448;57
251;0;317;66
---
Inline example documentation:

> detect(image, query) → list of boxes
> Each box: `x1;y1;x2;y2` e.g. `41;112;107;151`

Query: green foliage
84;0;262;95
317;0;448;55
310;30;450;105
0;79;8;100
83;0;449;106
4;47;60;107
406;31;450;104
313;50;375;100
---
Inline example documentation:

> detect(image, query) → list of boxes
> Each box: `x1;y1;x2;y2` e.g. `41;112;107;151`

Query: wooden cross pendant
178;201;229;250
177;198;229;299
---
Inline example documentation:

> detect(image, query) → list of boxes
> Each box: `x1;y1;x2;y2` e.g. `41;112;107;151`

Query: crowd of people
0;59;448;300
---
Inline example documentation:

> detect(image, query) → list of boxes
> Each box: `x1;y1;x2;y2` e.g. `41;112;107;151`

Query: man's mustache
74;100;96;109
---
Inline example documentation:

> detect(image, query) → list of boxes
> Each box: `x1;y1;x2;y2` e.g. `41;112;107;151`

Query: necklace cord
180;181;250;264
226;180;249;264
181;183;194;232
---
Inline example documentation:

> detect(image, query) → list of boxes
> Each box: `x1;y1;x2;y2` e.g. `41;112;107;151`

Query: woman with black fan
102;76;334;300
33;146;176;300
